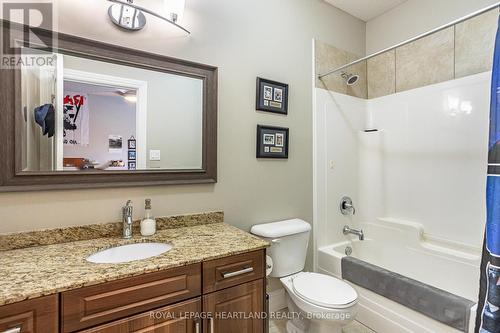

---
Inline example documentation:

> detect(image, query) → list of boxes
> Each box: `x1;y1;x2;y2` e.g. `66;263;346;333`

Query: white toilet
251;219;358;333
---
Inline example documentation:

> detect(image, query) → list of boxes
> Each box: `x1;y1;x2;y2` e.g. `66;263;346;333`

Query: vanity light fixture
124;94;137;103
115;89;138;103
107;0;190;34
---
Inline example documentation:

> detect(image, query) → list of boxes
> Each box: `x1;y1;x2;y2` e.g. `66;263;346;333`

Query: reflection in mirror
21;50;203;172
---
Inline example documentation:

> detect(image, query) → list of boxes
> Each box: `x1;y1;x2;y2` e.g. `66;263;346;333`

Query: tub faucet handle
340;196;355;215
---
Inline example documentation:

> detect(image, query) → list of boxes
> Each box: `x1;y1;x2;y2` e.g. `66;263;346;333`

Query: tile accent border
395;27;455;92
315;40;366;98
0;211;224;251
316;8;498;99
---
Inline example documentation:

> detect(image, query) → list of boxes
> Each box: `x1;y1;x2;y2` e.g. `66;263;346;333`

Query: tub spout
343;225;364;241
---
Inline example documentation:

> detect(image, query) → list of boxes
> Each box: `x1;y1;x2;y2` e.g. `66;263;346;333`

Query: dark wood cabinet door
80;298;202;333
203;279;264;333
0;295;58;333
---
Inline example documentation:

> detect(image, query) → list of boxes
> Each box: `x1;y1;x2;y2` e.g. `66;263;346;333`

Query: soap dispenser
140;199;156;236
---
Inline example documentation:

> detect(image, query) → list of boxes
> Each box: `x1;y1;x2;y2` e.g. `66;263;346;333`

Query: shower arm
318;2;500;80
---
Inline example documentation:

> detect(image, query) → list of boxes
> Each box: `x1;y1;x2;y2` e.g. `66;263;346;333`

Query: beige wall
366;0;498;54
0;0;365;269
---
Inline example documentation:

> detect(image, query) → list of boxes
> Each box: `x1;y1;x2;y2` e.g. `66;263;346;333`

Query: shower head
341;72;359;86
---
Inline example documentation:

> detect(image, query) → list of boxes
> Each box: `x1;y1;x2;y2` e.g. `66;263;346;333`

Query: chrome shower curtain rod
318;2;500;79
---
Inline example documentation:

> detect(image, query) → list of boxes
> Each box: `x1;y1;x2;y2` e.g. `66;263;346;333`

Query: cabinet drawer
80;298;202;333
0;295;58;333
61;263;201;333
203;250;264;293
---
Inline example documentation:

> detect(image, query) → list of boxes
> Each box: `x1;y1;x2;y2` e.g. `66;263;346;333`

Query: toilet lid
292;272;357;308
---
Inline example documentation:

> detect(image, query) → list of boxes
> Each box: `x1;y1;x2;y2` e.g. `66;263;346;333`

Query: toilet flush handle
271;238;281;244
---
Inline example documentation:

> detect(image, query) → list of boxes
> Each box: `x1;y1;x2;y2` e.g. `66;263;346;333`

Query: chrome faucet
122;200;133;239
343;225;364;241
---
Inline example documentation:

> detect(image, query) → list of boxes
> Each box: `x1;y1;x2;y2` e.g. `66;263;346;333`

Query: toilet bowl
250;219;358;333
280;272;357;333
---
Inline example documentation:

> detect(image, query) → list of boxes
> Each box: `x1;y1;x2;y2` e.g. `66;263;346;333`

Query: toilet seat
292;272;357;309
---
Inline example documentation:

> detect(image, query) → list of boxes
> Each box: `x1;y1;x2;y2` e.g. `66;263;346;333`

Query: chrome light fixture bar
107;0;190;34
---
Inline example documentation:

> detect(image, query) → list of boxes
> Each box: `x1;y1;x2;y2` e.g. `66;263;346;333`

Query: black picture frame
256;77;288;115
128;150;136;161
256;125;289;159
128;136;136;149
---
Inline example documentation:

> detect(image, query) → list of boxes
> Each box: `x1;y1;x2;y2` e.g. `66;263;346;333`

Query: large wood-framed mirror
0;21;217;191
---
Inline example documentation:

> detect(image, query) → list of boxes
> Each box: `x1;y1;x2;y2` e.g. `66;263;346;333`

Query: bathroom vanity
0;251;265;332
0;217;268;333
0;17;263;333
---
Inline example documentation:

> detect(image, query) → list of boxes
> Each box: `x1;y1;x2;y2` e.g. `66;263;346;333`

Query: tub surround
0;220;268;306
319;218;481;300
317;218;482;333
0;211;224;251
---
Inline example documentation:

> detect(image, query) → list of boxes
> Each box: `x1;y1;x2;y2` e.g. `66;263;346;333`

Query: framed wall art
256;77;289;115
256;125;289;159
128;136;136;149
128;150;136;161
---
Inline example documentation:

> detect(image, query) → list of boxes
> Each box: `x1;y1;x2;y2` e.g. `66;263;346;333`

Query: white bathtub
317;218;482;333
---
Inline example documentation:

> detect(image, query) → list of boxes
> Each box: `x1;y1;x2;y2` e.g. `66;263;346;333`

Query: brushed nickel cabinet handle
222;267;253;279
195;321;200;333
2;327;21;333
210;317;214;333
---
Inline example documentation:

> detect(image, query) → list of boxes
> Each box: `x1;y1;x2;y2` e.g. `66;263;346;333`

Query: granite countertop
0;223;269;306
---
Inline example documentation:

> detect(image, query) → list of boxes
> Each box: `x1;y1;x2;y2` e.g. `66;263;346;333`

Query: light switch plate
149;150;161;161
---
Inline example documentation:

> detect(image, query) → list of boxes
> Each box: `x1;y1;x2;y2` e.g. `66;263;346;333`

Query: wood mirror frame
0;21;217;192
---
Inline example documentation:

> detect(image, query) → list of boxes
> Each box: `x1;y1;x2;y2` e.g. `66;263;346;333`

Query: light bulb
124;94;137;103
164;0;185;23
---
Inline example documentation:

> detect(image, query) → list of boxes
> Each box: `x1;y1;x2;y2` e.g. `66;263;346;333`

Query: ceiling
64;81;136;97
324;0;408;21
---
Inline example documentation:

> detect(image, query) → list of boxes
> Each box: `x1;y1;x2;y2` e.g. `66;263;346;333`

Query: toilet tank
250;219;311;278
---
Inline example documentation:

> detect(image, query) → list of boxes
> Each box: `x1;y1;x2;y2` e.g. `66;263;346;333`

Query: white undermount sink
86;242;172;264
